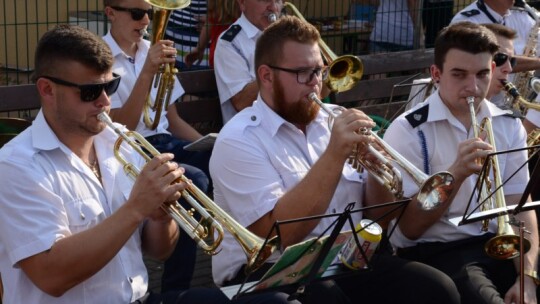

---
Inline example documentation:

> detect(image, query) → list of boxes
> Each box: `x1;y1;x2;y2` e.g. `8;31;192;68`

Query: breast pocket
64;198;104;232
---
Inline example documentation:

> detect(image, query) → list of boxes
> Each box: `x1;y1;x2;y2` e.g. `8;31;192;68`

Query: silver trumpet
309;93;455;210
97;112;279;273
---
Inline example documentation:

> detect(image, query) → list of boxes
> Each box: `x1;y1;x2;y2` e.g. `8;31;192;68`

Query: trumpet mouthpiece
268;13;277;23
139;29;149;37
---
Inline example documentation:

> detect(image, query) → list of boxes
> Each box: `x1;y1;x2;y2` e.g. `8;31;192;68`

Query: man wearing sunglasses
102;0;212;297
0;24;234;304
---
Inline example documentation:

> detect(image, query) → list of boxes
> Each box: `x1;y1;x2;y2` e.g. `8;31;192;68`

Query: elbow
34;280;71;298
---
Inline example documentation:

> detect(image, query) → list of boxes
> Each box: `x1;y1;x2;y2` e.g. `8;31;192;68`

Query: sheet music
183;133;218;151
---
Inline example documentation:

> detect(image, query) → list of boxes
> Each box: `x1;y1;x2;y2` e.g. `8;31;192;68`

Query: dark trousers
397;233;539;304
225;252;460;304
136;288;230;304
146;133;211;291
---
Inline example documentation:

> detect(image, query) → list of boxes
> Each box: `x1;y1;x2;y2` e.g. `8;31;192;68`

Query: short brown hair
434;22;499;71
481;23;518;40
32;24;113;82
254;16;320;82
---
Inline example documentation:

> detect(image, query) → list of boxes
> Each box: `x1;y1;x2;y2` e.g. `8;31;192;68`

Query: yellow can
339;219;382;270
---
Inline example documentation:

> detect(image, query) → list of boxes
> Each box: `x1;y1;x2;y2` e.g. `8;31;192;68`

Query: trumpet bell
416;172;454;211
144;0;191;10
326;55;363;93
484;234;531;260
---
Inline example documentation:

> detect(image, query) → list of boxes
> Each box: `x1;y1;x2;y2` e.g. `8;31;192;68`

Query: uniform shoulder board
221;24;242;42
460;9;481;17
405;103;429;128
502;108;524;119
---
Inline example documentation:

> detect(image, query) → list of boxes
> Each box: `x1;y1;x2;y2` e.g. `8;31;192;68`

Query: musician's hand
504;276;537;304
143;40;177;75
128;153;186;219
327;108;376;162
447;137;492;182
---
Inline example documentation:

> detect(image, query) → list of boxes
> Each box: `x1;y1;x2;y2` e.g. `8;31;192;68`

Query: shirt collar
31;110;63;151
483;1;511;22
238;13;262;40
252;95;330;137
103;31;148;61
426;92;511;125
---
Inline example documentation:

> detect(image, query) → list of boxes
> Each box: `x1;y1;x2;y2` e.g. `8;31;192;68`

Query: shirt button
251;115;256;121
128;277;133;283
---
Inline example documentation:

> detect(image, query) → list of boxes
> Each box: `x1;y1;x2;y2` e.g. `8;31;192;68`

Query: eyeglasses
110;6;153;21
493;53;516;68
40;74;121;102
267;65;325;84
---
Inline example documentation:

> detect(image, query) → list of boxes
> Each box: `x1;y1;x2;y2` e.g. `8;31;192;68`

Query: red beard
273;77;319;125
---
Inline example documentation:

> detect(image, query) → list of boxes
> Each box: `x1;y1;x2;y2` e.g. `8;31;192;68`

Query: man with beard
209;15;461;304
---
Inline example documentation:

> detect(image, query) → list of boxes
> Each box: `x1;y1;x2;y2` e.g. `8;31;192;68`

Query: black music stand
450;144;540;228
228;198;411;300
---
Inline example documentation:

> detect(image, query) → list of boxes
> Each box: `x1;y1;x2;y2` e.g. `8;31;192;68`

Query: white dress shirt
103;32;185;138
213;13;261;124
0;111;148;303
209;96;366;285
384;93;529;249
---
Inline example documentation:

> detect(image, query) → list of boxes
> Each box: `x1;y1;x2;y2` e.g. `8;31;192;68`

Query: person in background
483;23;517;102
103;0;211;295
184;0;241;68
384;22;539;304
165;0;211;70
213;0;283;124
369;0;422;53
0;23;230;304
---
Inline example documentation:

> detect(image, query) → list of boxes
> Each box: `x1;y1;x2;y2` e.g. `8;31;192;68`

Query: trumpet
466;96;531;259
97;112;279;273
142;0;190;130
284;2;362;93
309;93;455;211
501;79;540;147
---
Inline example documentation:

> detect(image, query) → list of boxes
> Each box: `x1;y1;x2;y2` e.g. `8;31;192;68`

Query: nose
94;90;111;108
267;0;282;11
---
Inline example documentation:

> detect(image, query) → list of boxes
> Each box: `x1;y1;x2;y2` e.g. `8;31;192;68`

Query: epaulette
405;103;429;128
221;24;242;42
502;108;524;119
460;9;481;17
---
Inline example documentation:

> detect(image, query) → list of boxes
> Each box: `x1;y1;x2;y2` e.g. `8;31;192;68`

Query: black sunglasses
111;6;153;21
493;53;516;68
40;74;121;102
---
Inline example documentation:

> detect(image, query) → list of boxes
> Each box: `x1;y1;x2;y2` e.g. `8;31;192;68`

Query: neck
111;29;138;58
484;0;510;15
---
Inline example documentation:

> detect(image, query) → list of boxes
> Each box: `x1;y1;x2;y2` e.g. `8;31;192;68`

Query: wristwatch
523;270;540;286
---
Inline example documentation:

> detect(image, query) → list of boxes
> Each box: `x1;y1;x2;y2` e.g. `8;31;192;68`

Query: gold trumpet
309;93;455;211
97;112;279;273
284;2;363;93
502;80;540;147
466;96;531;259
142;0;190;130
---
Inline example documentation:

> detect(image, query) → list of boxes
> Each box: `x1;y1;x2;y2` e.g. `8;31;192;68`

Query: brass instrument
268;12;277;23
143;0;190;130
501;80;540;147
309;93;455;211
466;96;531;259
284;2;363;93
510;3;539;102
97;112;279;273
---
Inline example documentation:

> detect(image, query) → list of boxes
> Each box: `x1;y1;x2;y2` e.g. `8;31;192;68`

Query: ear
36;78;55;104
104;6;115;21
430;64;441;83
257;64;274;89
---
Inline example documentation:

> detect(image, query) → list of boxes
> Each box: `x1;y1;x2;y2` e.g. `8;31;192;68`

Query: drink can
339;219;382;270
